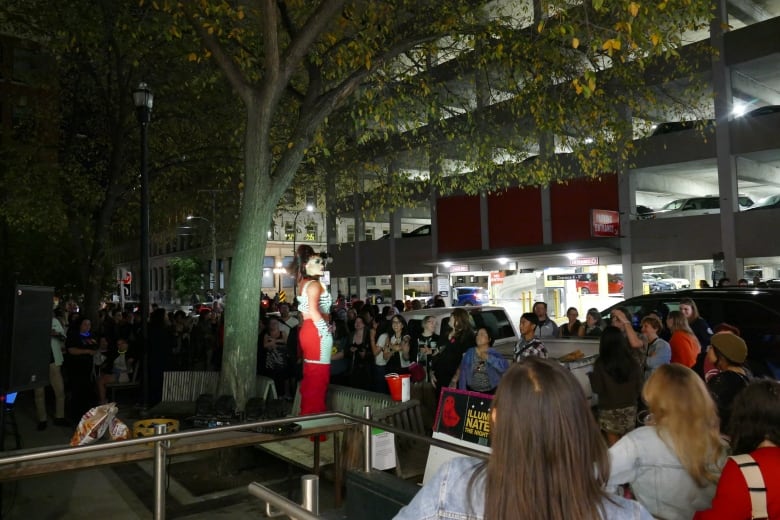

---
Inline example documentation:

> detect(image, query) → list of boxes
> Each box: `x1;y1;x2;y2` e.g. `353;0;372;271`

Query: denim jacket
457;348;509;391
394;456;652;520
608;426;724;520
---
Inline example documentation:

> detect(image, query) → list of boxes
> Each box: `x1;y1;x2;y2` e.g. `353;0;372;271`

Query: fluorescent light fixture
443;261;452;268
565;253;579;260
732;99;748;118
497;257;508;265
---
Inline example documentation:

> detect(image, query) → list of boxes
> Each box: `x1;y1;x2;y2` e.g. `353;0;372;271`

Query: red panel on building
437;195;482;254
551;175;619;243
487;187;543;248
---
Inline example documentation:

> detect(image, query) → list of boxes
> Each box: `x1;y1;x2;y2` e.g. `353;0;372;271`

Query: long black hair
595;326;638;384
728;379;780;454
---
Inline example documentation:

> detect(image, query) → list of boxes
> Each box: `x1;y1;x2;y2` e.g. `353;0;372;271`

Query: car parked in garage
642;274;676;292
452;286;489;306
651;195;754;218
644;272;690;289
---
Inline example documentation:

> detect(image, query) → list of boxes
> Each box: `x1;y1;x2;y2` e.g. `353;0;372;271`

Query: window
285;222;295;241
366;277;377;286
346;224;355;242
305;223;317;241
365;228;374;240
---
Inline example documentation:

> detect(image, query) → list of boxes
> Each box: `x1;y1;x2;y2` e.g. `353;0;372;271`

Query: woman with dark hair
608;364;726;519
453;327;509;394
375;314;410;391
558;306;582;337
579;307;604;338
395;358;651;519
589;326;643;445
288;244;332;415
434;308;474;402
694;379;780;519
346;315;372;390
64;317;98;422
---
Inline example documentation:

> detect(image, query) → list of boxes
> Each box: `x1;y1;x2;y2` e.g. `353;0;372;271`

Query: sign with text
448;264;469;273
591;209;620;238
433;387;493;447
570;256;599;266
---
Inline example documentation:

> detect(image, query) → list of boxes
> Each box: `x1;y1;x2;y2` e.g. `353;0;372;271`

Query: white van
401;306;520;360
401;306;600;403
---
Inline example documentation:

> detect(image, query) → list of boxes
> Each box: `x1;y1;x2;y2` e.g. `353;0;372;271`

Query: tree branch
182;6;254;106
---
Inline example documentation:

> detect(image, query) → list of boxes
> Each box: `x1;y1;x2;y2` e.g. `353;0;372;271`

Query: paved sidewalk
1;392;343;519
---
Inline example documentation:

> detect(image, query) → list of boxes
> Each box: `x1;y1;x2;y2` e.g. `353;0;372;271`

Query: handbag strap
729;454;768;519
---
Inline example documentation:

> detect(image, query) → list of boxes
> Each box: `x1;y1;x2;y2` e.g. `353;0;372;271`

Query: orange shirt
669;331;699;368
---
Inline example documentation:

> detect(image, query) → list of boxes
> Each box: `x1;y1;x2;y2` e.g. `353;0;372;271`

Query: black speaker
1;285;53;393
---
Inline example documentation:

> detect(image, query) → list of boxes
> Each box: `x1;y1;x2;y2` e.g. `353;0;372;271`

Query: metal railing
0;408;487;520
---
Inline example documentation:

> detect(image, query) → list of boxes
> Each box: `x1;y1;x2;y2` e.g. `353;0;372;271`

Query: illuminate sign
591;209;620;237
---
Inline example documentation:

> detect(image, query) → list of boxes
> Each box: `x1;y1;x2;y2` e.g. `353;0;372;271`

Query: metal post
363;405;372;473
153;423;168;520
300;474;319;515
210;217;217;291
133;82;153;411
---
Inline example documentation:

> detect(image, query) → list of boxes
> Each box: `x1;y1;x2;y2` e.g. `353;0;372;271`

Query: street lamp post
187;215;217;291
291;202;314;255
133;82;153;410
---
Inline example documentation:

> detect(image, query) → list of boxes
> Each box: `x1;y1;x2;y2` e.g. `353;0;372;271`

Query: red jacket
694;446;780;519
669;331;699;368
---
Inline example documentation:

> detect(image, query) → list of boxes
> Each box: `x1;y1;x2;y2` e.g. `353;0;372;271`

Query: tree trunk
219;112;278;409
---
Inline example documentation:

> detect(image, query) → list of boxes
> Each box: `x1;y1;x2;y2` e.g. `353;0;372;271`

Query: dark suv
601;288;780;378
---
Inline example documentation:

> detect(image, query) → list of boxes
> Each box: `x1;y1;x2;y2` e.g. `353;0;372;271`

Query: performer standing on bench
290;244;332;415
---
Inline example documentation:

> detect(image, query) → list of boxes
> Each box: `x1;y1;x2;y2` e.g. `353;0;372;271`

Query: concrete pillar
711;0;739;281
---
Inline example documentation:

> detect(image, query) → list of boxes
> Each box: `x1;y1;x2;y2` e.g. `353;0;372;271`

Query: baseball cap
710;332;747;364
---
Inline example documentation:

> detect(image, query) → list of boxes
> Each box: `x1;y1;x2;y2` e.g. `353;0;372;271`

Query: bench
259;384;428;482
148;371;277;417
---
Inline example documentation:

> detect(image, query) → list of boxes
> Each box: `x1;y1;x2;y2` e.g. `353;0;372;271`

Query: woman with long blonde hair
608;363;726;520
666;310;700;368
395;358;651;519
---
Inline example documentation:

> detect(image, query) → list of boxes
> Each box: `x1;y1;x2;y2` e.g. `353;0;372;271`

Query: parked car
747;194;780;211
575;273;623;295
600;288;780;378
652;195;754;218
452;286;489;306
650;119;715;136
378;224;431;239
642;274;676;293
644;272;690;289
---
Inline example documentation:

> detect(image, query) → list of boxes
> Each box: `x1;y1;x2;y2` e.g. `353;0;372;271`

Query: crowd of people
395;293;780;519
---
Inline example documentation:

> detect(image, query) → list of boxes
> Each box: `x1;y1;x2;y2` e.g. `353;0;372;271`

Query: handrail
0;409;489;519
0;411;486;467
248;481;321;520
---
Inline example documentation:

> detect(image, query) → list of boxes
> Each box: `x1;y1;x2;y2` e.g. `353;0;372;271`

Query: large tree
0;1;244;316
154;0;711;407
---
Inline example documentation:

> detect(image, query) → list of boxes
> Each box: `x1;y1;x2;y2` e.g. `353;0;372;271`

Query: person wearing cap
515;312;548;361
706;332;752;434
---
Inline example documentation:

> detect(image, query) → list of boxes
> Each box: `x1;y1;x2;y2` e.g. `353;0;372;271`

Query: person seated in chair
97;337;136;404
